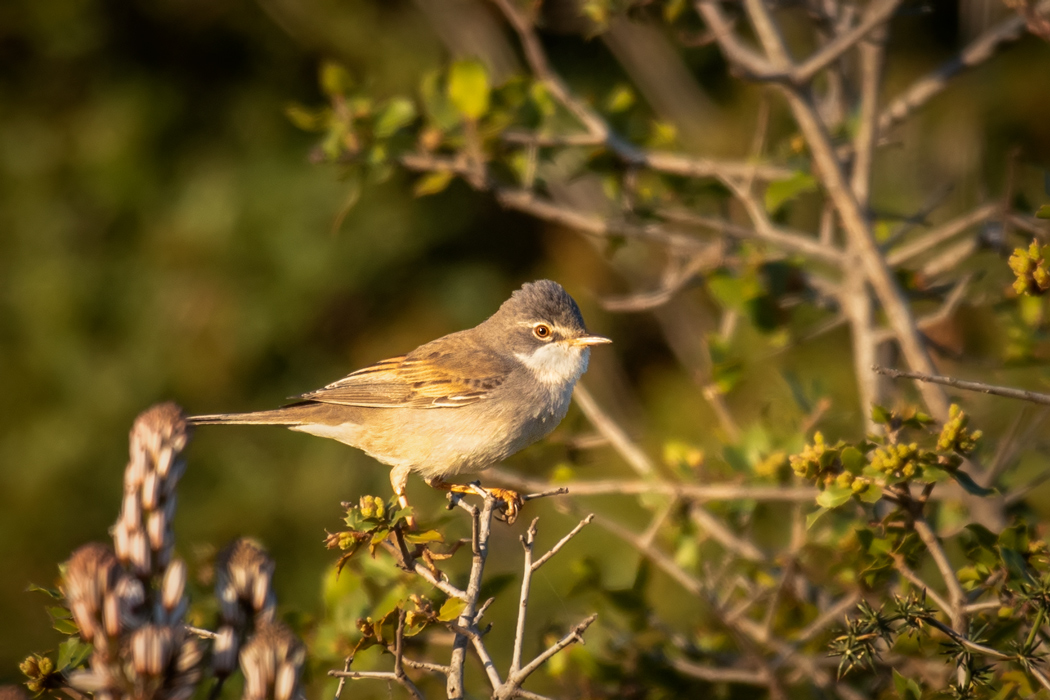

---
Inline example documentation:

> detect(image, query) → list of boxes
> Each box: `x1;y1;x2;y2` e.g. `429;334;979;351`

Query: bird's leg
423;477;523;524
389;466;417;529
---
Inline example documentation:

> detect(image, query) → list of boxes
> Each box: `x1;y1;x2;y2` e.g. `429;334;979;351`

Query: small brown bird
189;280;610;522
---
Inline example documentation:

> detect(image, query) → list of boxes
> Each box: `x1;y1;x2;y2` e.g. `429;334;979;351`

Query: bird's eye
533;324;553;340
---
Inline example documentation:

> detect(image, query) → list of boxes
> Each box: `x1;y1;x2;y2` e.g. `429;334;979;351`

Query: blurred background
2;0;1050;694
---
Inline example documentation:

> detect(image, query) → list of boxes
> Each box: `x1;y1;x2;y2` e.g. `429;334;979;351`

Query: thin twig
873;365;1050;406
489;468;819;502
572;383;654;477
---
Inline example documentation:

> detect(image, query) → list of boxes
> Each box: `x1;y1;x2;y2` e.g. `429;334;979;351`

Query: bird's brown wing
293;334;511;409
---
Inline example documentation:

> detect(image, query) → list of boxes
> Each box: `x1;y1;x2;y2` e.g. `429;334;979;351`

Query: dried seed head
148;510;167;551
131;625;174;677
142;470;161;511
121;491;142;531
129;530;151;576
213;626;239;677
64;544;120;641
216;539;276;625
161;559;186;613
130;403;190;459
115;575;147;630
161;636;204;700
68;668;110;693
239;621;304;700
113;521;131;565
102;590;121;638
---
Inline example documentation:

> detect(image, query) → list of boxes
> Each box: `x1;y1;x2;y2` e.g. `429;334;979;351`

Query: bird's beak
572;334;612;347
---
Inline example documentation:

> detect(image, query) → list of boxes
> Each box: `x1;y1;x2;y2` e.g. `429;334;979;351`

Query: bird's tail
187;408;306;426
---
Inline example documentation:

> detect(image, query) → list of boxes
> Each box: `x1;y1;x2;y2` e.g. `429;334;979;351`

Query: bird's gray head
485;280;610;387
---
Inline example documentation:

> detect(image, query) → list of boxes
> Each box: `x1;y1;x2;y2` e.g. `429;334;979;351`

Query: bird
188;280;610;523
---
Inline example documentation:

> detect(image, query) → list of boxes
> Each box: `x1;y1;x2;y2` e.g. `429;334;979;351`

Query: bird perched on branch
189;280;610;523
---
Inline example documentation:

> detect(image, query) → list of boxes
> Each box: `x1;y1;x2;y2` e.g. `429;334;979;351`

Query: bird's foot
425;479;524;524
486;487;523;524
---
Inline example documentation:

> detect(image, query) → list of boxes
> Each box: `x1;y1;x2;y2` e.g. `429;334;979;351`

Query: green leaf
840;446;865;473
871;404;891;424
965;523;999;550
404;529;444;544
806;507;828;530
447;59;490;120
320;61;354;97
28;583;62;599
52;617;79;635
764;172;818;213
413;171;454;197
893;669;923;700
56;638;92;671
48;606;72;620
858;483;883;503
284;103;330;132
816;485;852;509
604;84;635;113
918;465;951;484
438;597;468;622
420;70;460;130
1036;204;1050;219
374;98;417;138
949;468;994;497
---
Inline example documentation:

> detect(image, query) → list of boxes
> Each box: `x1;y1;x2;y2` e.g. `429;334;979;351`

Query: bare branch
670;658;767;684
872;274;972;344
488;468;819;502
873;365;1050;406
532;515;594;571
572;383;654;477
599;250;718;312
886;202;998;266
892;556;953;614
659;207;845;265
690;503;767;562
912;515;966;630
794;0;903;82
878;2;1048;134
694;2;780;78
447;496;496;699
795;592;862;643
495;614;597;700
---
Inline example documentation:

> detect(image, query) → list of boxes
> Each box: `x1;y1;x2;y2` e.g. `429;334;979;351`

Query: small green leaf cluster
791;404;988;513
348;593;464;659
1008;240;1050;296
789;432;880;507
325;495;441;571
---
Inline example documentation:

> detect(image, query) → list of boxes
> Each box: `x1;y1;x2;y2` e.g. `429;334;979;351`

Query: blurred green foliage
6;0;1050;698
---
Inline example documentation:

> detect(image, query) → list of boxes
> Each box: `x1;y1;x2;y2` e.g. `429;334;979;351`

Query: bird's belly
326;390;572;479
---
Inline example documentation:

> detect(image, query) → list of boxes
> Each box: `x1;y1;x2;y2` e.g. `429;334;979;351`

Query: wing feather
292;335;510;409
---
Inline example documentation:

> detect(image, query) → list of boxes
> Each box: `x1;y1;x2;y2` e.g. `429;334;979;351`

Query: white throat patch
515;343;590;387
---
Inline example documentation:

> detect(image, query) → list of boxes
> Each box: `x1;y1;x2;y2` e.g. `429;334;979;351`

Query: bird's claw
487;487;523;524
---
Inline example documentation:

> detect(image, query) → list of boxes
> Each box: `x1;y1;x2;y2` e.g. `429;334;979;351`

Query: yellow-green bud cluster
937;404;982;455
1009;241;1050;296
20;655;54;694
358;495;386;519
870;443;921;479
790;432;833;480
755;451;789;479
